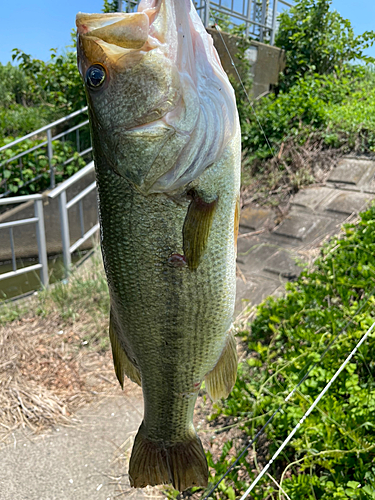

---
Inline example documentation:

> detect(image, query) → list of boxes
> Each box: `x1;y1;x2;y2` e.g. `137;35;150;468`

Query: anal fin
109;311;141;388
205;331;237;401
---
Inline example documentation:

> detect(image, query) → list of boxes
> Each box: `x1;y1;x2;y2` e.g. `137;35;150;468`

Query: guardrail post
47;128;55;189
76;129;80;153
204;0;210;27
270;0;278;45
58;190;71;277
34;198;49;288
260;0;268;42
246;0;253;37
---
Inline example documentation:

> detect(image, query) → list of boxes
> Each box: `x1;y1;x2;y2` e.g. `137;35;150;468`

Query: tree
275;0;375;89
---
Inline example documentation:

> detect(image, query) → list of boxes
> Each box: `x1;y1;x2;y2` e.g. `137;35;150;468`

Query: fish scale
77;0;241;490
94;134;239;419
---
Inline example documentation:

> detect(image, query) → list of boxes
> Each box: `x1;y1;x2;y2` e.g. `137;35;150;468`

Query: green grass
233;67;375;206
205;204;375;499
325;78;375;151
0;300;29;325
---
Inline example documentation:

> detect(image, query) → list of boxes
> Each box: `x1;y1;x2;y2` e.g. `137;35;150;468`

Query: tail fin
129;422;208;491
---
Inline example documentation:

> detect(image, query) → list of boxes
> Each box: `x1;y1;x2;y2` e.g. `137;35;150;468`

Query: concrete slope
236;156;375;311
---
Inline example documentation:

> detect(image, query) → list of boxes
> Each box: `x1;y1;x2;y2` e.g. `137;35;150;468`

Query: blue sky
1;0;375;64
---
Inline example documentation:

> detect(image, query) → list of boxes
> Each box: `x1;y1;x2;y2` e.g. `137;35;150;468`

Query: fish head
76;8;181;131
76;0;239;194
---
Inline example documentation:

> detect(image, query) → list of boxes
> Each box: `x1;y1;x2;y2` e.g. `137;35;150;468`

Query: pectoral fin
109;310;141;388
205;331;237;401
183;193;218;270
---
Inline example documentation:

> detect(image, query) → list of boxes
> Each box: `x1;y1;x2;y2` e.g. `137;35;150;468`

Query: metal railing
0;107;92;198
0;195;48;288
123;0;293;45
48;161;99;277
202;0;292;43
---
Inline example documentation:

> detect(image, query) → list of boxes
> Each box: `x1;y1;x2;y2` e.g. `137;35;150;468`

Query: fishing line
239;319;375;499
201;284;375;499
213;22;275;158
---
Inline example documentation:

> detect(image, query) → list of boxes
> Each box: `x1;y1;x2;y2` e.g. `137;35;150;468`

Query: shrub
12;47;86;116
241;68;370;161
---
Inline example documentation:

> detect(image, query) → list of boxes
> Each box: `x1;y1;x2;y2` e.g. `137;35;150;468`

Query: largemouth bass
76;0;241;490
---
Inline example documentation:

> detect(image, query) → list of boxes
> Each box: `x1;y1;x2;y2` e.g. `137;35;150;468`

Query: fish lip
76;12;128;35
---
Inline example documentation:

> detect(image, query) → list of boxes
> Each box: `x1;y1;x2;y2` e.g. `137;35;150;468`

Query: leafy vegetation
0;45;85;145
275;0;375;90
0;44;89;196
0;136;87;196
102;0;120;12
12;47;86;116
206;205;375;498
241;67;375;163
0;63;49;141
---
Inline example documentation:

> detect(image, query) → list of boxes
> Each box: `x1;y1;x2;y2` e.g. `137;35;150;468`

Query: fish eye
85;64;107;90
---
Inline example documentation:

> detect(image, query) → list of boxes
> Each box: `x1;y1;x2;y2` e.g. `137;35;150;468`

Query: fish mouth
76;12;150;49
76;0;170;76
76;12;151;74
76;0;192;76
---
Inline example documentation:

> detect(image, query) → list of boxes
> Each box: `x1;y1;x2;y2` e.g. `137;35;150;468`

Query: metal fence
0;105;98;298
0;107;92;198
0;163;99;297
48;161;99;278
121;0;293;45
0;195;49;288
